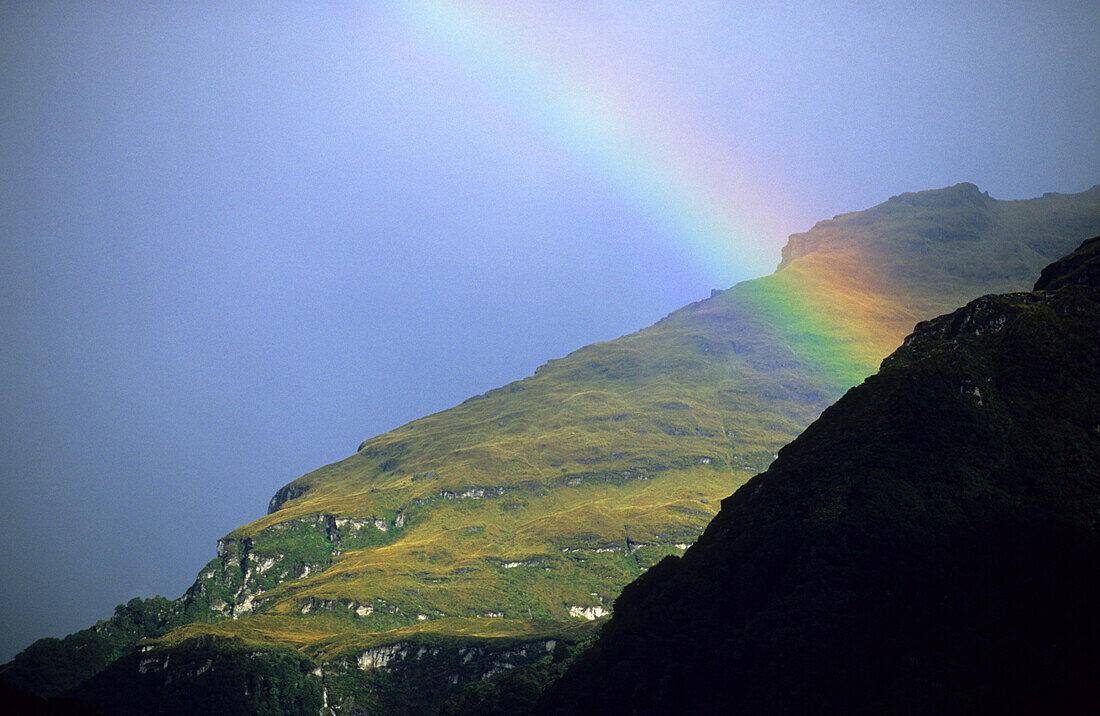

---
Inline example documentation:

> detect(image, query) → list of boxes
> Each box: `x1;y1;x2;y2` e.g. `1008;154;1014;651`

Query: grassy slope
542;235;1100;713
152;183;1100;657
8;185;1098;704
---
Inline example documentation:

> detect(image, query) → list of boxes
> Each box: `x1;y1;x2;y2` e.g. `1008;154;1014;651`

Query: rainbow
393;2;903;393
395;1;788;285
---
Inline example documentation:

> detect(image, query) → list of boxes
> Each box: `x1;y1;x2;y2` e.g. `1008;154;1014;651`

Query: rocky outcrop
267;483;310;514
440;486;506;501
331;639;560;680
567;606;608;620
311;638;567;714
184;512;408;620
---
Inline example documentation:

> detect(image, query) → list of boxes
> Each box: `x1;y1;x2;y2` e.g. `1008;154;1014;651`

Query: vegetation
542;236;1100;713
171;185;1098;655
440;632;595;715
5;184;1099;711
0;597;187;699
71;637;321;716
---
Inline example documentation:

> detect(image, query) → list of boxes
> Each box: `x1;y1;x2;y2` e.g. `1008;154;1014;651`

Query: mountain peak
888;181;990;208
777;182;998;270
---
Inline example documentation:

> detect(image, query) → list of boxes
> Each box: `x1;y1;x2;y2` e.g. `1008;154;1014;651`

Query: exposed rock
267;483;309;514
568;605;609;620
440;486;506;500
357;644;407;670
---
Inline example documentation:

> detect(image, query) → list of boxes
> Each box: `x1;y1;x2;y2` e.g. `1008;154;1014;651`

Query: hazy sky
1;1;1097;661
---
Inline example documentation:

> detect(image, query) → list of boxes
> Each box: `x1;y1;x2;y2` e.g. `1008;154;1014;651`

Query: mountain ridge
5;183;1100;713
540;234;1100;713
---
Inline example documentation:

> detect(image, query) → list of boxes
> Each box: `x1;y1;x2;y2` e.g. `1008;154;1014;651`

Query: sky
1;1;1097;661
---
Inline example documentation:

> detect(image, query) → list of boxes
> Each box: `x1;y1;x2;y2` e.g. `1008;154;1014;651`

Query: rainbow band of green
395;2;882;393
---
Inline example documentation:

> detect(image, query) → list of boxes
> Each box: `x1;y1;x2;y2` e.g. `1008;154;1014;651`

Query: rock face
268;484;310;514
542;237;1100;714
302;637;569;715
182;513;406;622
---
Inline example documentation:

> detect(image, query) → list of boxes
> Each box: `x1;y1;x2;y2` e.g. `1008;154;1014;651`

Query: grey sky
1;1;1097;660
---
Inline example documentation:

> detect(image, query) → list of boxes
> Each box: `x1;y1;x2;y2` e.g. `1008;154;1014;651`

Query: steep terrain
542;236;1100;713
5;184;1100;713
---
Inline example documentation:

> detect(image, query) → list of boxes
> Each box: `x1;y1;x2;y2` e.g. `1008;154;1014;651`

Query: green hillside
5;183;1100;713
542;235;1100;713
181;184;1098;648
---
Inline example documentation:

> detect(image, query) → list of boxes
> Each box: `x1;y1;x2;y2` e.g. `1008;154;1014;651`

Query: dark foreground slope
542;237;1100;714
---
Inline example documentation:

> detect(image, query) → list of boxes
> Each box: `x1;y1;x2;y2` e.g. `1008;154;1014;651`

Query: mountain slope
5;184;1100;712
171;184;1100;647
180;183;1100;633
542;236;1100;713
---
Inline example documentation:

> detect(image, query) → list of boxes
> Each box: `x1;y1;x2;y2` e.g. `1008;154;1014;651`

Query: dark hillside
543;237;1100;714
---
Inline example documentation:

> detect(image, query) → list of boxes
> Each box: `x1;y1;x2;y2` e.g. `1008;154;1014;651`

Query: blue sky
1;1;1097;660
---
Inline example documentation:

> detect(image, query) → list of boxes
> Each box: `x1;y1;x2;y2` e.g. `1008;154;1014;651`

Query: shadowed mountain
4;185;1099;713
540;236;1100;714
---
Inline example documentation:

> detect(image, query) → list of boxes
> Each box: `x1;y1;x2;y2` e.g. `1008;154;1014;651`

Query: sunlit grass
163;186;1100;660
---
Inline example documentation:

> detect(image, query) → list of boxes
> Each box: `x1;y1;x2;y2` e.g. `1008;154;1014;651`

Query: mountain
540;236;1100;714
4;184;1100;713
